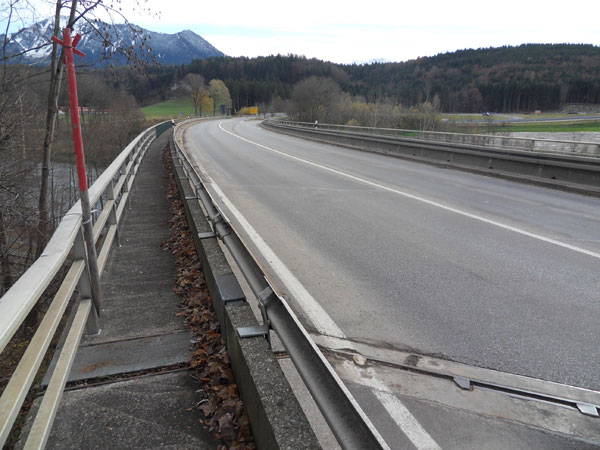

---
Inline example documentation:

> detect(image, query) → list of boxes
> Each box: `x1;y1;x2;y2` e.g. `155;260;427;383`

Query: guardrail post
73;229;99;335
122;159;132;210
133;144;143;187
107;181;120;247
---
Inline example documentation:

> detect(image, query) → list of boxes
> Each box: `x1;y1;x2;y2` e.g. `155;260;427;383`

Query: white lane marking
375;391;442;450
364;366;442;450
184;126;441;450
219;121;600;261
214;181;346;338
185;145;345;338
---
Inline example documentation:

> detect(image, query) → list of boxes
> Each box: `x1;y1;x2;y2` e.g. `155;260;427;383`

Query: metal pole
51;28;102;319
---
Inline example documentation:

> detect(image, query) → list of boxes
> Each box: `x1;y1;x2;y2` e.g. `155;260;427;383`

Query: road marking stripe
219;121;600;261
209;178;346;338
375;390;442;450
362;365;442;450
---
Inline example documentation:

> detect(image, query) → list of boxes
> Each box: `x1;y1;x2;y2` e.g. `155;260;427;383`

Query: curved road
183;118;600;392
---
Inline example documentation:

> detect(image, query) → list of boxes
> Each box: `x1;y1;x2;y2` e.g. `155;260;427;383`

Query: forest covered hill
133;44;600;113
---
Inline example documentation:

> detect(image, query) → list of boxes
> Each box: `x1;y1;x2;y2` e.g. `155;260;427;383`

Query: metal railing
172;123;388;449
276;120;600;157
264;119;600;192
0;123;163;449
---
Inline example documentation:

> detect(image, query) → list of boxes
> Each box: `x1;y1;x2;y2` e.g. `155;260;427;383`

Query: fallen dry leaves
162;148;255;450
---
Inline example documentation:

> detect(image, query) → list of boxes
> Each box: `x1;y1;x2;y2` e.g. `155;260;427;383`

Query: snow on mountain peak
1;18;225;66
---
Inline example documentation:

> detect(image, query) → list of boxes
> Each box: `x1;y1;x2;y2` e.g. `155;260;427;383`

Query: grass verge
141;97;195;119
449;120;600;134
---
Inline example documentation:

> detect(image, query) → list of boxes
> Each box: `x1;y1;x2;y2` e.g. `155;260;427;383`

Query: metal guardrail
172;124;388;450
277;120;600;157
0;122;164;449
264;119;600;193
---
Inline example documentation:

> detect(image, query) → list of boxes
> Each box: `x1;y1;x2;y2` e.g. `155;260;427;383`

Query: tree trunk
0;210;12;296
36;0;64;256
30;1;78;330
36;0;79;256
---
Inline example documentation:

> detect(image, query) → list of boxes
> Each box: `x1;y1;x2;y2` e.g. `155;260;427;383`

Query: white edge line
209;178;346;338
367;367;443;450
219;121;600;261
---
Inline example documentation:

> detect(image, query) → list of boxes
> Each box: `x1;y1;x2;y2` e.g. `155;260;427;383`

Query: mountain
1;18;225;66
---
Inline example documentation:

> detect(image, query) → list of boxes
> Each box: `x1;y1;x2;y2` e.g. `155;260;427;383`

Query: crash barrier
171;123;387;450
274;120;600;157
0;122;166;449
263;120;600;195
155;120;173;137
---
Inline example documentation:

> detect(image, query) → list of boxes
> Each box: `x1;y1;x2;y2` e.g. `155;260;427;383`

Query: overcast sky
7;0;600;64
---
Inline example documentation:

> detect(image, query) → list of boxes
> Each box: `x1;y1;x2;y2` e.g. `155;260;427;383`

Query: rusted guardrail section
0;122;166;449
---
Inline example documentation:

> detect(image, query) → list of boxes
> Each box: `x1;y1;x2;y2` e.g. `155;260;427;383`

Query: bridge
1;118;599;449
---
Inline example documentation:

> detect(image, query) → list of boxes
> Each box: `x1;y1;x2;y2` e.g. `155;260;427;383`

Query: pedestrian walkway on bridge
19;130;219;449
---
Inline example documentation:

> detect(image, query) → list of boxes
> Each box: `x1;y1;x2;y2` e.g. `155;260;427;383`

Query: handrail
0;121;166;448
274;119;600;157
0;128;153;353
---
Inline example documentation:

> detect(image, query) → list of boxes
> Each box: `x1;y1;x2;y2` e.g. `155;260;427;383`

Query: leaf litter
162;148;255;450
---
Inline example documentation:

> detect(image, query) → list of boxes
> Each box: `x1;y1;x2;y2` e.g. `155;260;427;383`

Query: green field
440;112;600;133
491;121;600;132
141;97;195;119
140;101;600;132
442;112;600;121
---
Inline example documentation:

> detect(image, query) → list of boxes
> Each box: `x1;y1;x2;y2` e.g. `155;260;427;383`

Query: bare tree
0;1;42;294
291;76;342;123
183;73;205;116
0;75;41;294
0;0;153;317
34;0;154;255
37;0;74;256
414;94;441;132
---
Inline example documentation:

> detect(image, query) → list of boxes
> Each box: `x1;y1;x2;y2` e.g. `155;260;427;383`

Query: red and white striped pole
52;28;102;328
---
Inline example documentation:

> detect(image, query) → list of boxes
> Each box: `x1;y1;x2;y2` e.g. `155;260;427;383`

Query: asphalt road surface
183;118;600;392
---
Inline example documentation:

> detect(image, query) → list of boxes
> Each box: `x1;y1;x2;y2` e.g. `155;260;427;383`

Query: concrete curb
261;122;600;197
170;147;321;450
